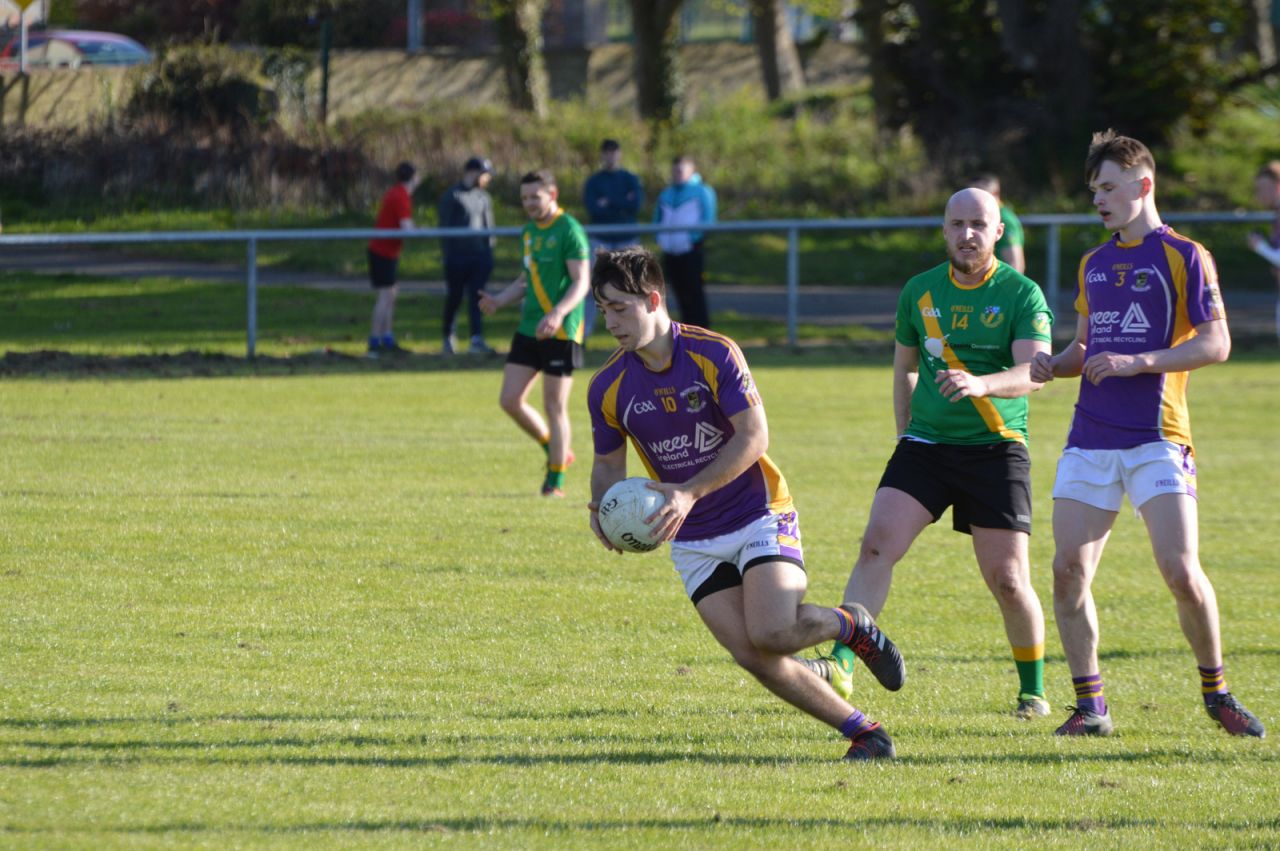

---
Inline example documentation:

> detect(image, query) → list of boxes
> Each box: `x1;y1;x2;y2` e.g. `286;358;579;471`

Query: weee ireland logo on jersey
1121;302;1151;334
694;422;725;454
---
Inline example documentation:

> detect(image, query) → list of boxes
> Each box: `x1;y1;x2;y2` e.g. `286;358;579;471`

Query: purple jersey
587;323;793;541
1068;225;1226;451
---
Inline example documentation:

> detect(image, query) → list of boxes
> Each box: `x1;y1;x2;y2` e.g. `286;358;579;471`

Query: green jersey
895;260;1053;445
996;204;1024;254
519;210;590;343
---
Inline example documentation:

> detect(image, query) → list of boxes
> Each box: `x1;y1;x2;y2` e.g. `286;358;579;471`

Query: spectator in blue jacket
438;155;497;355
582;139;644;337
655;155;717;329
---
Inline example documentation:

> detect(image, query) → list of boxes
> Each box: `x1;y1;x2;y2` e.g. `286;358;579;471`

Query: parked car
0;29;151;70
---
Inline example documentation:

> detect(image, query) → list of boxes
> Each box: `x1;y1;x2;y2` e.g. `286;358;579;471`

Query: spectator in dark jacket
582;139;644;337
438;156;497;355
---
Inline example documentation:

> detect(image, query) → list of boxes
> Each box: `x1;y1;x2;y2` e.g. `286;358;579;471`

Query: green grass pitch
0;282;1277;847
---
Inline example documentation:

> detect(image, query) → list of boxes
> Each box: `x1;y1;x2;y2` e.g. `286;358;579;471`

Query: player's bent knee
1160;564;1208;602
745;624;796;656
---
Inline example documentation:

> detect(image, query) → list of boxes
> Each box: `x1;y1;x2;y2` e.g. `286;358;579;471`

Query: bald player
821;187;1056;721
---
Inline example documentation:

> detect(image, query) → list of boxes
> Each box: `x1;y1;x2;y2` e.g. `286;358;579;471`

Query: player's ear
1138;176;1152;197
647;290;661;312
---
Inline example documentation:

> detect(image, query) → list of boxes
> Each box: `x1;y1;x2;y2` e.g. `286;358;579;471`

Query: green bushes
126;43;276;131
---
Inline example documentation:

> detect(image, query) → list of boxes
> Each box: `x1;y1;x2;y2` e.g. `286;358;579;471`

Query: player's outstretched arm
479;274;526;315
588;447;628;552
1031;314;1087;383
647;404;769;543
1082;317;1230;385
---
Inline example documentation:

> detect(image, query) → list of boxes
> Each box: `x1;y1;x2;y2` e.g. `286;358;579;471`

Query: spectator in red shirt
367;161;420;356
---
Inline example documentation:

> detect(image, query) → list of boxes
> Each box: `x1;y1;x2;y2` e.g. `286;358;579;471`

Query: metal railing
1;211;1271;356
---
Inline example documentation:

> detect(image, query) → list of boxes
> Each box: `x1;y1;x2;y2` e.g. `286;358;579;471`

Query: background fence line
2;211;1270;357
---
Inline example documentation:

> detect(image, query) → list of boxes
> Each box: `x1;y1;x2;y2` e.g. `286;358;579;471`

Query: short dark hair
672;154;694;167
520;169;556;188
968;173;1001;195
1085;129;1155;183
592;246;665;301
600;138;620;152
394;161;416;183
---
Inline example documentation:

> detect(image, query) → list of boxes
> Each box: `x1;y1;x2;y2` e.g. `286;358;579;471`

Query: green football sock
1013;645;1045;698
830;642;856;675
545;468;565;490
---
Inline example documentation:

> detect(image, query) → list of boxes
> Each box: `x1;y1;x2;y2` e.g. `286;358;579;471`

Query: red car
0;29;151;70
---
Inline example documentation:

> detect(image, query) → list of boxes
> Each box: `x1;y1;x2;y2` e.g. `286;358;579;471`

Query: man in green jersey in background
969;174;1026;274
480;169;591;497
822;187;1055;720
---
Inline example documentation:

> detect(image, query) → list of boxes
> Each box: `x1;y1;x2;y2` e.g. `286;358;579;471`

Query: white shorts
670;510;804;605
1052;441;1197;512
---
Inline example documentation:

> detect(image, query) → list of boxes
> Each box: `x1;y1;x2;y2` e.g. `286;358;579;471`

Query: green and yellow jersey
519;210;590;343
895;260;1053;445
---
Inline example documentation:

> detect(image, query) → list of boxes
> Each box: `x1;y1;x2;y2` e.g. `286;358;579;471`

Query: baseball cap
465;156;493;173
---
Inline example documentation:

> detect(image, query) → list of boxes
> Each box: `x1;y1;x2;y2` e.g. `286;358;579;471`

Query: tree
627;0;684;124
750;0;805;100
854;0;1252;191
490;0;549;119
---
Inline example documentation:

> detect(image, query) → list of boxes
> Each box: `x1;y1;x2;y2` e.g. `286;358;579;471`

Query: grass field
1;277;1277;847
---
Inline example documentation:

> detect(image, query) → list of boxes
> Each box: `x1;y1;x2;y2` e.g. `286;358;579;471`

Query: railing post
786;227;799;348
246;238;258;359
1046;222;1061;333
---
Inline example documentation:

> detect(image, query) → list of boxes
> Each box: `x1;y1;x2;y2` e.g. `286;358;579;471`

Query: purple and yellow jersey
586;323;793;541
1069;225;1227;451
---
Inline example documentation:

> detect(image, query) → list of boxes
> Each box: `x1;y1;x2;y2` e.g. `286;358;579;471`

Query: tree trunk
494;0;549;119
750;0;805;101
627;0;683;123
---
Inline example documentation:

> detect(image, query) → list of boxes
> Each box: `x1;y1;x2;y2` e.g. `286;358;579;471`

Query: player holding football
828;186;1056;721
480;170;590;497
1030;130;1265;738
585;247;906;761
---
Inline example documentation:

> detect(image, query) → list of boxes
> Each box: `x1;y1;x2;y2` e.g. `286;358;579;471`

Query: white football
597;477;666;553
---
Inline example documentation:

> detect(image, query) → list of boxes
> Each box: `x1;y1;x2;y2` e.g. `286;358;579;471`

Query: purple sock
839;710;874;739
1073;673;1106;715
1198;664;1226;706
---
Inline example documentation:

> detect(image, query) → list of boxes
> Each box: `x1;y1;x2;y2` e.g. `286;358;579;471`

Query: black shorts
506;332;583;377
367;250;398;289
878;439;1032;535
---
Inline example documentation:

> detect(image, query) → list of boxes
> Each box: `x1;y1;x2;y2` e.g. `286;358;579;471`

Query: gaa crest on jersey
1131;269;1152;292
980;305;1004;328
681;385;706;413
1032;312;1052;334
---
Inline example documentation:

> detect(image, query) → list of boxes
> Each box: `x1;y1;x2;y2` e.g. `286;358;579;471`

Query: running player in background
828;187;1055;722
1031;130;1264;738
480;170;590;497
586;247;905;761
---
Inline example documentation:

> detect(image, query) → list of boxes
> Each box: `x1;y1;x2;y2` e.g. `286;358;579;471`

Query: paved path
4;246;1276;335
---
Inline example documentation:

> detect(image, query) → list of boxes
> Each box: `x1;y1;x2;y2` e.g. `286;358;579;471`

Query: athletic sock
1073;673;1107;715
1198;664;1227;707
1012;643;1045;698
367;335;380;350
839;709;874;739
832;607;857;644
537;434;551;455
544;467;566;490
381;333;396;348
